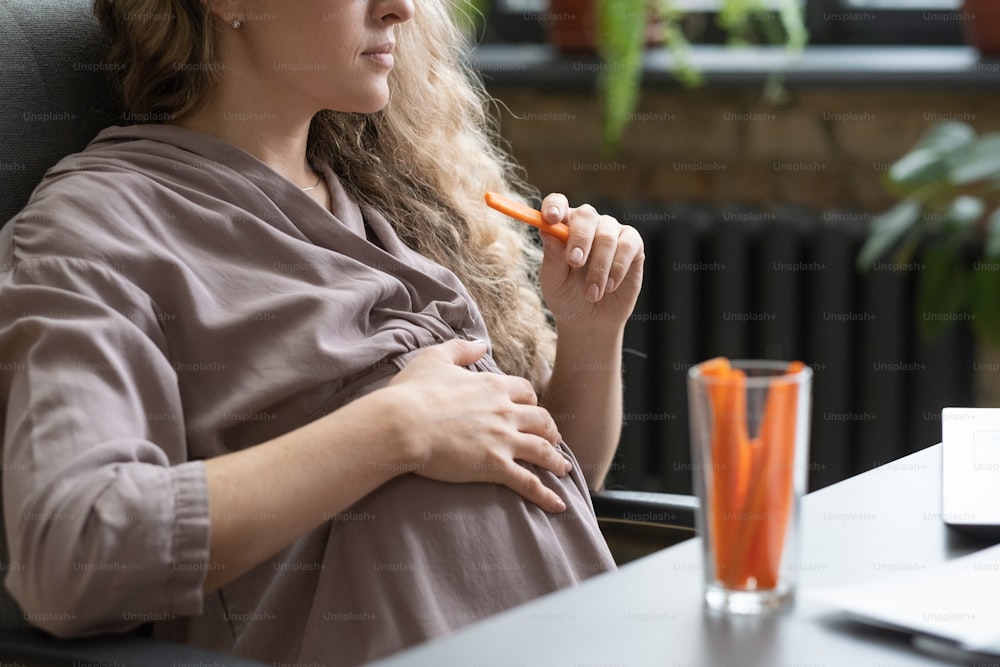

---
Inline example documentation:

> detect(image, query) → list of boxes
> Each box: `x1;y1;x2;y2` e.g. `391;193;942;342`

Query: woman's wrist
553;322;625;356
359;385;425;471
547;309;633;340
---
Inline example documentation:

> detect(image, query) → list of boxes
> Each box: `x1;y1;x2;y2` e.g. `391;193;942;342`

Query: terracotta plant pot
546;0;599;52
962;0;1000;56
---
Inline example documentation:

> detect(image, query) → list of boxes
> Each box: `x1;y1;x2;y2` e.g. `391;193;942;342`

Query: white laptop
807;542;1000;658
942;407;1000;537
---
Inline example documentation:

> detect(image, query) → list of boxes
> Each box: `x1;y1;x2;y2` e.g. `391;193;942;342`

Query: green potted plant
592;0;809;151
458;0;807;152
856;121;1000;402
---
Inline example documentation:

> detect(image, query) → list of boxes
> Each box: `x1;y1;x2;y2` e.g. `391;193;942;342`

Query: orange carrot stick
698;358;733;584
484;192;571;242
733;361;803;589
700;358;750;588
723;369;752;589
755;361;804;588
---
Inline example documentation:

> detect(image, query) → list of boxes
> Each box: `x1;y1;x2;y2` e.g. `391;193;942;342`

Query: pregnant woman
0;0;645;664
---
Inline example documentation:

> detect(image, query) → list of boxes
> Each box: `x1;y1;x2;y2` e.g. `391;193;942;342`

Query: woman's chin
326;94;390;115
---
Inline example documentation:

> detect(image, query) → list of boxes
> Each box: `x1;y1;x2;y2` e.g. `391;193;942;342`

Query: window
479;0;967;46
844;0;959;7
805;0;965;44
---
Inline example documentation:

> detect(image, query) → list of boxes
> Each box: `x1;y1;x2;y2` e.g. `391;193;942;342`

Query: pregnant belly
303;439;616;662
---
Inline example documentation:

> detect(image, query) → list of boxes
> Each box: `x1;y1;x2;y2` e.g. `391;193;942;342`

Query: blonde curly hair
91;0;556;387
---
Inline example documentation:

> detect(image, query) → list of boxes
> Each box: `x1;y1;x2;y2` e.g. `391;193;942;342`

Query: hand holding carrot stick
484;192;571;242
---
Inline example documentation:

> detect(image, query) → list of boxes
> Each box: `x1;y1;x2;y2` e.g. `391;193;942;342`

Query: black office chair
0;0;696;663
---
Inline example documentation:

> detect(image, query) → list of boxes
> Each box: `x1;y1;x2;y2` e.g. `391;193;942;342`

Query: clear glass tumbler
687;358;812;615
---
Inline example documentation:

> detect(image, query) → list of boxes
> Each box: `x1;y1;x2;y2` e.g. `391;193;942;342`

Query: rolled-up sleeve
0;256;210;637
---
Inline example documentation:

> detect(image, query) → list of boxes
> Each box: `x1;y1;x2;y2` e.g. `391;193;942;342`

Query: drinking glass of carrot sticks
687;358;813;615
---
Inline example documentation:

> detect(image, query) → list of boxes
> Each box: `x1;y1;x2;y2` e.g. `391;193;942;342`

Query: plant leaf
942;195;985;235
661;13;701;87
887;149;950;193
451;0;489;36
893;219;930;267
976;212;1000;347
946;134;1000;185
917;243;969;340
596;0;647;153
985;208;1000;259
856;199;922;271
971;265;1000;348
776;0;808;52
913;121;976;154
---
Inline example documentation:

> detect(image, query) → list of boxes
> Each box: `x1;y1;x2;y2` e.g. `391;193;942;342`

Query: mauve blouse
0;124;616;665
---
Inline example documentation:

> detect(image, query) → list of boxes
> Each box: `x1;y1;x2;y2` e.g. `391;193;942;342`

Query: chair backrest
0;0;122;627
0;0;120;226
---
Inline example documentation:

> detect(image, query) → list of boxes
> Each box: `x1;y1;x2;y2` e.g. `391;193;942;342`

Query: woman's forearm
541;326;625;490
202;388;416;592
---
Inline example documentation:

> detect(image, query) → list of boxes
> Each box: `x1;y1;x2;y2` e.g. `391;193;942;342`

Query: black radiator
606;202;975;495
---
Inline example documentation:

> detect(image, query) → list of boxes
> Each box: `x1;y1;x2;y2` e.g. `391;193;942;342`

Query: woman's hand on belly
386;339;572;514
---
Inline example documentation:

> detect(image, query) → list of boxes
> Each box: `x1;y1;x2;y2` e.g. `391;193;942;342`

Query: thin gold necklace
302;172;322;191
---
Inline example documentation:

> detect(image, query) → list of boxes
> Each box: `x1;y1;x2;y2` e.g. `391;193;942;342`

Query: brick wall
487;85;1000;214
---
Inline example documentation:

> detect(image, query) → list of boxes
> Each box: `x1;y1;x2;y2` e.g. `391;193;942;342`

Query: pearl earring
232;19;241;29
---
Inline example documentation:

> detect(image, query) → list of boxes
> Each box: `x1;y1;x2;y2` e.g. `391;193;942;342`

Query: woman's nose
375;0;414;25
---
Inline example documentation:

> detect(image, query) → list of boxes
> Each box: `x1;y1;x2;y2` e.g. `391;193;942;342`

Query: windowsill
473;44;1000;88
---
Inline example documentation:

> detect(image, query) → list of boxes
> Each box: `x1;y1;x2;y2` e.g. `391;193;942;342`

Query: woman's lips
362;43;395;68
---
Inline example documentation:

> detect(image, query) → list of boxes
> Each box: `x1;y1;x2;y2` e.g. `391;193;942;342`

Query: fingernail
606;278;616;293
586;283;600;302
564;460;573;474
546;206;560;219
569;247;584;266
554;498;567;513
